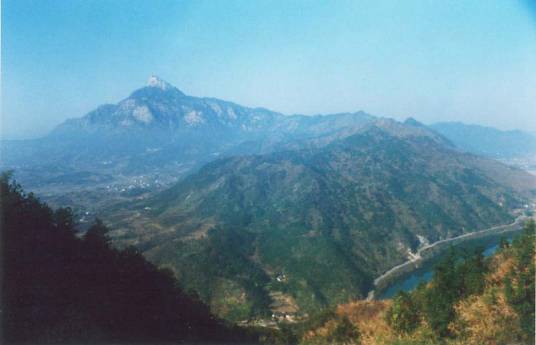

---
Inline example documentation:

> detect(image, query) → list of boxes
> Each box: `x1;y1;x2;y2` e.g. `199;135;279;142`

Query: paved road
366;215;527;301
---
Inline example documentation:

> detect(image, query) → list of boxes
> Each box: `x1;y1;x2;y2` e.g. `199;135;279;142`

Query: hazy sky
2;0;536;139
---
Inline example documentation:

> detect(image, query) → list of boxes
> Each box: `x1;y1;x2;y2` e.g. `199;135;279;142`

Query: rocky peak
128;76;185;99
147;75;173;90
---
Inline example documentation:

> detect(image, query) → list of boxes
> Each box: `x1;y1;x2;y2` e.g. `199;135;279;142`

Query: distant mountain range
0;77;384;214
2;76;535;322
3;77;533;190
430;122;536;159
2;76;376;179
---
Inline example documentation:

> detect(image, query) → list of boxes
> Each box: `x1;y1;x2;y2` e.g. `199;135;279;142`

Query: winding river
368;215;528;300
379;238;507;299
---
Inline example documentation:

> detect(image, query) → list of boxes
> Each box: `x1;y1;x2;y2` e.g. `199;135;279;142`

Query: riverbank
367;215;529;300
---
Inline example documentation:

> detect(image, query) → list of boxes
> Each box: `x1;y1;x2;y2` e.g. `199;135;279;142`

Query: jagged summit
147;75;173;90
129;75;185;98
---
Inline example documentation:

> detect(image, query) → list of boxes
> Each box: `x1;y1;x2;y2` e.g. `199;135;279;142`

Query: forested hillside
301;220;535;345
107;123;535;321
0;172;255;344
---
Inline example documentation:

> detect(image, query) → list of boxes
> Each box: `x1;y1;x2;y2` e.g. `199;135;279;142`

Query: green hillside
108;124;536;321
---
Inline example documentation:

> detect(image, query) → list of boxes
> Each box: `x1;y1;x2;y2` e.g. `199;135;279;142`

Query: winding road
366;215;528;300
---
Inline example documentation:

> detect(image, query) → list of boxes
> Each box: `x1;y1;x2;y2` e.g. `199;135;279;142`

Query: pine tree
1;173;255;344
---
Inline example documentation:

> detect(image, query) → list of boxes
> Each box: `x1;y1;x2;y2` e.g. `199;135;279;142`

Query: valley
369;209;534;300
4;2;536;343
2;77;536;327
301;221;536;345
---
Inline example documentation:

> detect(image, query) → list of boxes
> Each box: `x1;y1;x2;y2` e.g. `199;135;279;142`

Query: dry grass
336;301;394;345
448;250;534;345
303;319;339;340
301;247;534;345
450;292;519;345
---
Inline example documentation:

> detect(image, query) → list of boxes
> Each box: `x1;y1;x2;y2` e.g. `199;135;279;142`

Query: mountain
106;119;536;321
0;76;376;210
2;76;375;174
3;76;535;323
430;122;536;159
2;76;280;175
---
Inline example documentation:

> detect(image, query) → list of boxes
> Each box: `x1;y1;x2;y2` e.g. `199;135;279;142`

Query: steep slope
0;174;255;344
108;121;536;320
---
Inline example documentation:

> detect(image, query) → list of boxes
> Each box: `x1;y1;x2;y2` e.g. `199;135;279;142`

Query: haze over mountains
3;76;534;192
2;76;375;176
2;76;535;322
430;122;536;159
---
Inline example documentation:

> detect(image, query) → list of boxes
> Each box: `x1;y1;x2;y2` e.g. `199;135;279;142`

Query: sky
2;0;536;139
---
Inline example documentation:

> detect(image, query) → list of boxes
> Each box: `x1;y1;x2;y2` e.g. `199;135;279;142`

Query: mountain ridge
430;121;536;159
106;121;536;320
2;76;535;323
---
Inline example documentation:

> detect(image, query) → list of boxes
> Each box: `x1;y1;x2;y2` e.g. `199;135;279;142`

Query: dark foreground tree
1;173;256;344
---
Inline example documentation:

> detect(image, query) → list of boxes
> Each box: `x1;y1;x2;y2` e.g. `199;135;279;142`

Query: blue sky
2;0;536;139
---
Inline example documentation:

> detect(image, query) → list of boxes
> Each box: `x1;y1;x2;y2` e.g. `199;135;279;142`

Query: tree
421;246;489;337
386;291;420;334
459;247;486;297
83;218;111;248
1;173;255;344
53;207;76;235
504;220;535;343
423;249;459;336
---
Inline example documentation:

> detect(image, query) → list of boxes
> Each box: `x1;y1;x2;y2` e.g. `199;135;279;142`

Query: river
378;235;512;299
